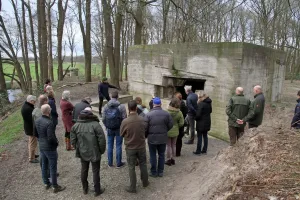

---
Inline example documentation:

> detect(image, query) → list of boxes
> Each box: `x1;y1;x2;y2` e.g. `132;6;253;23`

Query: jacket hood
78;113;99;123
202;97;212;104
107;98;120;107
167;106;180;112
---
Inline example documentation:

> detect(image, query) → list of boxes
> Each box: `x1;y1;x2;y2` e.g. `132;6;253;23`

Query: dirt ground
0;79;299;200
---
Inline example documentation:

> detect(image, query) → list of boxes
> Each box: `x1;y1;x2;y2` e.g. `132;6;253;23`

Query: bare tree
66;18;76;69
47;0;55;81
0;51;8;103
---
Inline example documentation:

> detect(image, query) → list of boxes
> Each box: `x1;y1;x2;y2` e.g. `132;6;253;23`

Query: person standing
135;97;149;117
120;100;149;193
70;109;106;197
174;92;187;157
44;79;51;93
193;94;212;155
35;104;65;193
184;85;198;144
47;90;58;130
98;77;120;117
72;97;92;122
165;98;184;165
145;97;173;177
291;91;300;129
102;91;127;168
226;87;251;146
245;85;265;128
60;90;74;151
21;95;39;163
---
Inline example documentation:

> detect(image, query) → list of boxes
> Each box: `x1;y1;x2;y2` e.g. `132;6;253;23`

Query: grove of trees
0;0;300;94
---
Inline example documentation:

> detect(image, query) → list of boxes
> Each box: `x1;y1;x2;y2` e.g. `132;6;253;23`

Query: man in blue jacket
184;85;198;144
98;77;120;117
145;97;173;177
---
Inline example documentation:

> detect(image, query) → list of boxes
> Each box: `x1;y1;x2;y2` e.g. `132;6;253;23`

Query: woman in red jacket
60;90;74;151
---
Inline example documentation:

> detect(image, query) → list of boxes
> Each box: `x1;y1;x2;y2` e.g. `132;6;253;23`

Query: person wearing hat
98;77;120;117
72;97;92;123
145;97;173;177
70;109;106;197
21;95;39;163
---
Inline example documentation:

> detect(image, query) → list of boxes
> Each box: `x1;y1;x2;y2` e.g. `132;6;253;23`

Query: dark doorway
175;79;206;100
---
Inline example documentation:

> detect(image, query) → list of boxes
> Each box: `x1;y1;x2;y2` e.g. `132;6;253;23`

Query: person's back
226;94;250;127
248;93;265;126
35;115;58;151
146;106;173;144
73;99;91;122
167;107;184;138
186;92;198;116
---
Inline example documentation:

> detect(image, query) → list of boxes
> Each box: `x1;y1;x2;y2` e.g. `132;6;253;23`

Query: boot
171;158;175;165
65;138;71;151
165;159;172;166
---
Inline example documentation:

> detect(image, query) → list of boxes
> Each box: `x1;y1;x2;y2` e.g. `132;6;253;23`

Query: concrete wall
127;42;286;141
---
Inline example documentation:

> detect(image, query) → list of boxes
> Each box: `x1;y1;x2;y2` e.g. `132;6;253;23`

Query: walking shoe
193;151;201;156
125;186;137;193
143;181;150;188
94;188;105;197
184;141;194;145
29;159;39;163
171;159;175;165
149;173;157;178
201;151;207;155
35;155;39;158
116;162;126;169
52;185;66;193
45;183;51;190
165;159;172;166
158;173;163;177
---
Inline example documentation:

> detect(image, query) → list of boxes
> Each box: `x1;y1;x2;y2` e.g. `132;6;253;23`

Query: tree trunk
26;0;40;86
102;49;107;78
102;0;120;87
162;0;170;44
134;0;144;45
47;1;54;81
38;0;48;82
114;0;123;83
0;52;8;98
85;0;92;82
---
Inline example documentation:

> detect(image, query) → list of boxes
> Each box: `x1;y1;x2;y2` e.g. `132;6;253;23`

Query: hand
236;119;244;125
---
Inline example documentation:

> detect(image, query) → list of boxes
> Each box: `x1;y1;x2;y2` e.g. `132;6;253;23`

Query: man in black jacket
72;97;92;122
184;85;198;144
21;95;38;163
35;104;65;193
174;92;187;156
98;77;119;117
145;97;173;177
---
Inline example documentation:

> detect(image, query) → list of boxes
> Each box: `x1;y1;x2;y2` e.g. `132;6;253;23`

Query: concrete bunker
127;42;286;141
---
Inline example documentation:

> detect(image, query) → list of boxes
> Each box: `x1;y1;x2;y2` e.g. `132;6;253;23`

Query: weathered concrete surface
127;42;286;141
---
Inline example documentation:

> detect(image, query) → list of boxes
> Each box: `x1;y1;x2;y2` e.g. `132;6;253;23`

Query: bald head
41;104;51;116
253;85;262;95
38;95;48;108
235;87;244;95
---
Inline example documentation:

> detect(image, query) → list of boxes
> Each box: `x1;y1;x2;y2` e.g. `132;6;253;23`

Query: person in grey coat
145;97;173;177
72;97;92;122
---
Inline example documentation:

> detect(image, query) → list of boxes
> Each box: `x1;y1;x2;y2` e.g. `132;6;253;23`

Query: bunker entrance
174;79;206;100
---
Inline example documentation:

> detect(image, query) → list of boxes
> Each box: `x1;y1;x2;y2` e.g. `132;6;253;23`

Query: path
0;96;228;200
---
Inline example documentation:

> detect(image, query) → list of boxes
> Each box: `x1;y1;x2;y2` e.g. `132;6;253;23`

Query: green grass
3;62;111;81
0;108;23;152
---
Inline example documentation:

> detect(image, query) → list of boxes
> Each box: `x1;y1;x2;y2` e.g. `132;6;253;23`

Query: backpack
104;105;122;129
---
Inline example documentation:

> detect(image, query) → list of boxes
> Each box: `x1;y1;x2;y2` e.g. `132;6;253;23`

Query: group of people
22;77;300;197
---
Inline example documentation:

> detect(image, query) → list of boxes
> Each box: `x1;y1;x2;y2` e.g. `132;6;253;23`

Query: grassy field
3;62;111;81
0;109;23;153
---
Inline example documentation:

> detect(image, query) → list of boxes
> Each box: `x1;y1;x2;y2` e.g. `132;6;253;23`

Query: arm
243;100;255;122
145;115;150;138
120;105;127;120
70;126;77;147
94;123;106;154
195;103;203;121
47;122;58;147
102;105;107;124
187;97;197;114
108;84;119;89
49;101;58;118
120;121;126;137
225;98;238;121
178;112;184;128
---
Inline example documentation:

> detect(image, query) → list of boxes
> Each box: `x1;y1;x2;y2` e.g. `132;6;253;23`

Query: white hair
254;85;262;91
27;95;36;102
184;85;192;91
41;104;51;115
62;90;71;100
46;85;53;92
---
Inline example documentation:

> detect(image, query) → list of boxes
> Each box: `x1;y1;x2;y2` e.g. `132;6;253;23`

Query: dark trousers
99;96;111;115
248;124;258;129
228;126;244;145
126;148;148;190
40;150;58;186
176;127;185;156
196;131;208;153
187;115;196;142
81;159;101;194
148;143;166;175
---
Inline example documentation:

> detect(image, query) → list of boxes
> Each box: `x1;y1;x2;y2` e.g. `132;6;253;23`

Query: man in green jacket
244;85;265;128
70;109;106;197
226;87;251;146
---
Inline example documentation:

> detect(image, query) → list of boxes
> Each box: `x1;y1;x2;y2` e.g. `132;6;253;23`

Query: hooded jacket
167;106;184;138
195;97;212;132
72;99;91;122
70;112;106;162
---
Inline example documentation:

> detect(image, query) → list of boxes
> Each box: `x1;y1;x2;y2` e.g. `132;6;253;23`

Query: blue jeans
107;134;123;166
196;131;208;153
40;150;58;186
148;143;166;175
